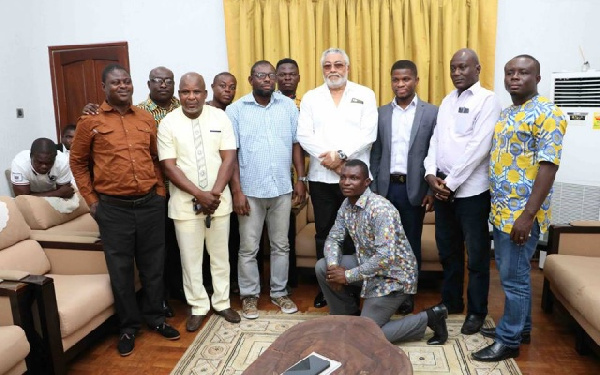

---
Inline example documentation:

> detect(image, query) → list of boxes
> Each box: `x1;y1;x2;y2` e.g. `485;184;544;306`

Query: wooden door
49;42;129;141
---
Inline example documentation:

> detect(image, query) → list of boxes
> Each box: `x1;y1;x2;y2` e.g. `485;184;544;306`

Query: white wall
1;0;599;197
0;0;229;196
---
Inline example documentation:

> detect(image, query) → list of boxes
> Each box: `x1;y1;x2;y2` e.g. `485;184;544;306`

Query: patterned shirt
325;188;418;298
490;95;567;234
275;90;301;109
226;92;299;198
137;96;180;126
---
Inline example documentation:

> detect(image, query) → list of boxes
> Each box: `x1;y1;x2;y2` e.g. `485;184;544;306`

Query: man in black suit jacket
370;59;437;285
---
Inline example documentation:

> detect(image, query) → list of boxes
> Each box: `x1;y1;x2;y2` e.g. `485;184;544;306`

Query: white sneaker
271;296;298;314
242;297;259;319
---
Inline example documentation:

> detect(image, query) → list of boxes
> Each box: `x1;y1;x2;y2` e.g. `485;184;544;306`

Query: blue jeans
493;221;540;348
434;191;491;315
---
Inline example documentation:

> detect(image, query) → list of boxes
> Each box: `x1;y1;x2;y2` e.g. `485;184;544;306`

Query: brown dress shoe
186;314;206;332
215;308;241;323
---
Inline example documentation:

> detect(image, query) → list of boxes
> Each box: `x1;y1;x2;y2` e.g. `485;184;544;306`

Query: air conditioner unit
549;71;600;223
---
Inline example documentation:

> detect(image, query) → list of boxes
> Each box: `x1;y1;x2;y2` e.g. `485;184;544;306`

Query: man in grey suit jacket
370;59;437;276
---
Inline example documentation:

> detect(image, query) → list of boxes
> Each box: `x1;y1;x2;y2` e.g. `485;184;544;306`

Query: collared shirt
11;150;72;192
490;95;567;234
226;92;299;198
297;81;378;183
424;81;501;198
390;95;418;174
158;106;236;220
70;101;165;205
325;188;418;298
137;96;181;127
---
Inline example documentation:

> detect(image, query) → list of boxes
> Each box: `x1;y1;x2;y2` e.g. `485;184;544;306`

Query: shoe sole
271;300;298;314
242;312;259;319
472;351;519;362
119;349;134;357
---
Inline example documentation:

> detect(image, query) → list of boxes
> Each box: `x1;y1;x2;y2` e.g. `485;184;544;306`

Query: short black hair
276;58;299;70
102;64;129;83
30;138;57;156
512;54;541;75
391;60;418;77
62;124;76;134
212;72;236;83
344;159;369;179
250;60;273;76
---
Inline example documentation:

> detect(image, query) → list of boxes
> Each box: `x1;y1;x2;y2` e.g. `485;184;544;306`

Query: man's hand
82;103;100;115
193;191;220;215
326;265;347;292
422;194;435;212
233;191;250;216
319;150;344;171
89;202;99;219
510;210;536;246
292;180;307;206
55;184;76;198
425;174;452;201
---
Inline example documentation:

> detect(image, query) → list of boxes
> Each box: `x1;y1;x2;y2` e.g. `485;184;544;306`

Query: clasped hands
319;150;344;175
326;265;347;291
193;190;221;215
425;175;454;202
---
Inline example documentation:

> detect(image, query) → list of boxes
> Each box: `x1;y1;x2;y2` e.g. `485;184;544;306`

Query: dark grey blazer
370;99;438;206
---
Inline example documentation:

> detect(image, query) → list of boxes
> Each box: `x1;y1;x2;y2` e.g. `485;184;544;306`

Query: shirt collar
100;101;136;114
391;94;418;109
242;91;284;106
350;188;373;209
456;81;482;97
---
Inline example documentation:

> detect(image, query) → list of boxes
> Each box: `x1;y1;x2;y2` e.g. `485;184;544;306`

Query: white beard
324;72;348;89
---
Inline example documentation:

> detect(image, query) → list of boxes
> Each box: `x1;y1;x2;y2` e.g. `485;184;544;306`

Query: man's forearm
212;150;236;194
292;143;306;177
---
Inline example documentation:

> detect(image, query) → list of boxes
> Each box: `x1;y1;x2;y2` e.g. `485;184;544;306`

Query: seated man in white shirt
11;137;75;198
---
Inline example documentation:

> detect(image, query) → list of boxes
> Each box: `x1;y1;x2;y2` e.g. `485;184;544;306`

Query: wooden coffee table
243;315;413;374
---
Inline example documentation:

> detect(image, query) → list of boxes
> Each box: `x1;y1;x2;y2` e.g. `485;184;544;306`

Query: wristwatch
337;150;347;160
298;176;309;182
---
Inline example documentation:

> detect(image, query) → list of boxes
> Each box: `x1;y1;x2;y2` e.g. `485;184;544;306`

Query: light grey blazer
370;99;438;206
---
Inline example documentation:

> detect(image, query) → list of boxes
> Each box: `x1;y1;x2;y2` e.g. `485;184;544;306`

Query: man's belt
99;189;156;208
390;174;407;183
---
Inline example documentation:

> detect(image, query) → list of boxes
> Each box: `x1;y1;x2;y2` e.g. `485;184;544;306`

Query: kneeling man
316;159;448;345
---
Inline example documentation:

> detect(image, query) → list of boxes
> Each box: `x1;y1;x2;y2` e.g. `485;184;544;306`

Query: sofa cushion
15;193;90;230
0;239;51;275
43;213;99;234
49;273;114;338
544;254;600;335
296;224;316;258
0;325;29;375
0;197;30;250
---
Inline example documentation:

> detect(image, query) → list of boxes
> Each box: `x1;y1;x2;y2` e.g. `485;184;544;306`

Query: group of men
11;46;567;364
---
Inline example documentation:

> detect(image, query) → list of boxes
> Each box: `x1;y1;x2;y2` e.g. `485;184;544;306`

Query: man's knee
315;258;327;278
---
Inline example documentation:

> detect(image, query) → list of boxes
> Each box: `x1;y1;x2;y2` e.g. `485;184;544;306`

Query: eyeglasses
150;77;175;85
276;73;299;78
322;62;346;71
253;73;277;80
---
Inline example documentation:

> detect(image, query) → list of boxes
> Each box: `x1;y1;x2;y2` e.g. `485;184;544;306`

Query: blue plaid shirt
226;92;299;198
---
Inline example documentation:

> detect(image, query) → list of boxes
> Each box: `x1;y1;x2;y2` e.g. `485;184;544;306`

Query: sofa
293;197;442;275
0;280;30;375
541;220;600;354
0;196;114;375
13;193;99;242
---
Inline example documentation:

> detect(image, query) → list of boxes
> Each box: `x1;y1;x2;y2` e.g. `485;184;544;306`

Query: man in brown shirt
70;64;180;357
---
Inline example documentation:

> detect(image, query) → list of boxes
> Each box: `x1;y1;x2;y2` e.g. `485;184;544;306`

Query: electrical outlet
16;108;24;118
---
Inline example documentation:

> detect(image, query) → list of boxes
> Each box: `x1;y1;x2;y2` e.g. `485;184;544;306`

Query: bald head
450;48;481;93
178;72;207;119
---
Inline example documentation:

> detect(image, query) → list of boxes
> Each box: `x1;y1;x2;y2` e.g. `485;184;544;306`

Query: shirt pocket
93;125;117;151
454;113;473;135
135;124;152;145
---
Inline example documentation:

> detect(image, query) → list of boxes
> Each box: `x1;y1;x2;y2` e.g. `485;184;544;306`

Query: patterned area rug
171;312;522;375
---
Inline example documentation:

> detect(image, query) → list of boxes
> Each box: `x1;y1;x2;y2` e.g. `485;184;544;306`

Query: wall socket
16;108;24;118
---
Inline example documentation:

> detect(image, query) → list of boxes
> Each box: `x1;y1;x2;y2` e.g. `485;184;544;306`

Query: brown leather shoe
215;308;241;323
186;314;206;332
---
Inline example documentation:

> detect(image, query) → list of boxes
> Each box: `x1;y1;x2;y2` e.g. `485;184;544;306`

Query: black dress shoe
480;327;531;344
314;291;327;308
397;295;415;315
426;303;448;345
163;300;174;318
472;342;519;362
461;314;485;335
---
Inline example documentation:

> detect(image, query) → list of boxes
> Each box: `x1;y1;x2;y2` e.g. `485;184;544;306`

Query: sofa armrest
547;223;600;257
37;240;108;275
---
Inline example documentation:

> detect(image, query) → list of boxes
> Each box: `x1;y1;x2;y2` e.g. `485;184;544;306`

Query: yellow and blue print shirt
489;95;567;234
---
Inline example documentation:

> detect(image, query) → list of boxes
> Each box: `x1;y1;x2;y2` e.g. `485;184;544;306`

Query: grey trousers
315;256;427;343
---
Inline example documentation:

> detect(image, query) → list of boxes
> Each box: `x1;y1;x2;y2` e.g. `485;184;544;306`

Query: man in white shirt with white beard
297;47;378;308
424;48;501;335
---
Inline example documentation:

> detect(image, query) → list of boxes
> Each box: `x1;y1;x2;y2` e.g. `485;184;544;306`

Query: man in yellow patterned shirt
472;55;567;362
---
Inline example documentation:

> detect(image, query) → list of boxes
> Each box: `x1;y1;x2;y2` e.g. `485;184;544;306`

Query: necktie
192;118;208;189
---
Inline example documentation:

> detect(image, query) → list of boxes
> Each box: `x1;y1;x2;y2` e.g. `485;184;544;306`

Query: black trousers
96;194;166;334
309;181;355;259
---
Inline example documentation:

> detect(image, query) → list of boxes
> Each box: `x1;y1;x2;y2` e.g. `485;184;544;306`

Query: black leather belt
99;189;156;208
390;174;407;183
